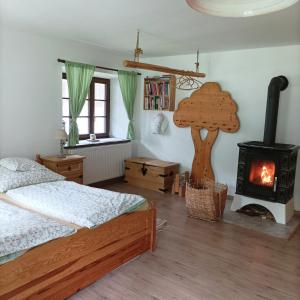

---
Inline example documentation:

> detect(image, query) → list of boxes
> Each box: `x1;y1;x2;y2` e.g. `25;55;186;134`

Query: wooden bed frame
0;202;156;299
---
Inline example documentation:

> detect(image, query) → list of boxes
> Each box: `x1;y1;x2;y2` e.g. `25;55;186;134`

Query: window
62;73;110;140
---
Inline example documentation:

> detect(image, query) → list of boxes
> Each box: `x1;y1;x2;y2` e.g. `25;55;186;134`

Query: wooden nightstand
38;155;86;184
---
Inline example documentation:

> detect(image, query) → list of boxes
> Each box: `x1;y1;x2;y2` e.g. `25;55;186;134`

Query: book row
145;81;170;96
144;95;169;110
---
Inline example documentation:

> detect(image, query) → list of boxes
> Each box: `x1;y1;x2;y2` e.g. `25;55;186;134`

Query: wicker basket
185;178;228;222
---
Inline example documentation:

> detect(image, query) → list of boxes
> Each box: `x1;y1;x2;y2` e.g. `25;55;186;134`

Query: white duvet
6;181;146;228
0;201;75;264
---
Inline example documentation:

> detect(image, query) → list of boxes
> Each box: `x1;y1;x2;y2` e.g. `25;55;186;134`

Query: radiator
73;142;132;184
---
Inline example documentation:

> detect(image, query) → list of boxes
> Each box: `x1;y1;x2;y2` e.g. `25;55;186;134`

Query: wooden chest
124;157;179;193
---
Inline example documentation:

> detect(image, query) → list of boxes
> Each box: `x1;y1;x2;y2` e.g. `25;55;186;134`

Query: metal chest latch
141;163;148;176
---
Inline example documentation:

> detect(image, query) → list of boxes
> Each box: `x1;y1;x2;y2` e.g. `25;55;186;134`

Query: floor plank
70;183;300;300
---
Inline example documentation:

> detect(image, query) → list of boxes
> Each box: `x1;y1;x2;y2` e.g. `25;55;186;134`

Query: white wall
0;27;127;159
133;45;300;210
1;27;299;209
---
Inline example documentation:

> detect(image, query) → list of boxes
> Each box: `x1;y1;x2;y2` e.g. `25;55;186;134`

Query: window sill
64;137;131;149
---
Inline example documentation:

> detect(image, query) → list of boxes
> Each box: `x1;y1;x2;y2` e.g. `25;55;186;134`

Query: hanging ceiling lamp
186;0;299;17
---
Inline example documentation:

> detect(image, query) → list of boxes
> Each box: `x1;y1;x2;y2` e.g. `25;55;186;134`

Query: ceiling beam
123;60;206;78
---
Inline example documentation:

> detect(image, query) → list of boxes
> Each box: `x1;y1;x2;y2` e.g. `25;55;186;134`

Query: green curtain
65;61;95;146
118;70;138;139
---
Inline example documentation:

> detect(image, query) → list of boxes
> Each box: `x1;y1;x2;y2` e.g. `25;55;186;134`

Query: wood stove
236;141;298;203
235;76;299;205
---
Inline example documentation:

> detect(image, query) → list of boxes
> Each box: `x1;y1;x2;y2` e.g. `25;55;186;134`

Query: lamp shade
55;129;68;140
185;0;298;17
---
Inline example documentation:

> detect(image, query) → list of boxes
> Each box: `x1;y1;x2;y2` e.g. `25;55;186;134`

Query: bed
0;157;156;299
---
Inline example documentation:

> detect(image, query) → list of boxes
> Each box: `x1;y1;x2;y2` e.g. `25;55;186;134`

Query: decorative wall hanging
123;31;206;81
151;113;168;134
173;82;239;182
176;50;203;90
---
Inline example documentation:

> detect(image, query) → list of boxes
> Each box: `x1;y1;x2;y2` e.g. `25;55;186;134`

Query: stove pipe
263;75;289;145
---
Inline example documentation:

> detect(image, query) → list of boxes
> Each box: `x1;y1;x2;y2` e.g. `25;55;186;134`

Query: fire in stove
249;160;275;187
261;166;272;184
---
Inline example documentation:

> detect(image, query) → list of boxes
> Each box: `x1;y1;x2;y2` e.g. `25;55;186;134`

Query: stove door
239;150;279;202
248;160;276;188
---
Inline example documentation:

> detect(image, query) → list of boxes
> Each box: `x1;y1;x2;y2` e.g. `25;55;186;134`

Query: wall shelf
144;75;176;111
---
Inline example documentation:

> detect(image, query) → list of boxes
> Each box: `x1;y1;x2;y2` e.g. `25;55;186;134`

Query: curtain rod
57;59;141;75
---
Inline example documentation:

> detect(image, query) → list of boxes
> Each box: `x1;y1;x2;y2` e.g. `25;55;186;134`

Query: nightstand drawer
57;162;83;175
37;155;86;184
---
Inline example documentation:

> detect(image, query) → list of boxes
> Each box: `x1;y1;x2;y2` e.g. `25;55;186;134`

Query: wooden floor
70;183;300;300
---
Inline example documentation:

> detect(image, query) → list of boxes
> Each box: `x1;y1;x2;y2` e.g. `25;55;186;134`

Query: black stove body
235;76;299;204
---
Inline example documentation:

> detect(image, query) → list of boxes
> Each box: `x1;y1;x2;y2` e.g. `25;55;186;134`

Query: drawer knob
68;166;72;171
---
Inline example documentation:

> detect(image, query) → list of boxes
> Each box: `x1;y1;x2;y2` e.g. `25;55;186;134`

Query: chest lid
125;157;178;168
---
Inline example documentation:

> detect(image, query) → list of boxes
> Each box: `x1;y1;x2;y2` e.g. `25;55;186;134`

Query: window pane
63;77;88;99
62;79;69;98
79;101;89;117
95;101;106;116
63;118;70;135
63;117;89;135
77;118;89;135
62;99;69;116
95;83;105;100
94;117;105;134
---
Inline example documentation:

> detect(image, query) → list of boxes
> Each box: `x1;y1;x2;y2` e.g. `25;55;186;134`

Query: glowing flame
261;166;272;184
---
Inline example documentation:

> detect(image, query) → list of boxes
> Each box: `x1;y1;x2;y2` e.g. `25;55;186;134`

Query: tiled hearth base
223;199;300;239
231;194;294;224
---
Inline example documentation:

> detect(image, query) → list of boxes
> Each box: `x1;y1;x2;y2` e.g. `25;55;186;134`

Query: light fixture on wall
185;0;299;17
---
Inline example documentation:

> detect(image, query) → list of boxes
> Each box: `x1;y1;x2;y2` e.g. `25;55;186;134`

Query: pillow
0;166;65;193
0;157;44;172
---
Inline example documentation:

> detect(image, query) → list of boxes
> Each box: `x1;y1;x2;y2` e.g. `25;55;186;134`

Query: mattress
0;200;75;265
6;181;147;228
0;192;148;265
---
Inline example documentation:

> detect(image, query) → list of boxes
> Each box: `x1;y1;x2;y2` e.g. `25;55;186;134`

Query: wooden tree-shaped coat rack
173;82;239;182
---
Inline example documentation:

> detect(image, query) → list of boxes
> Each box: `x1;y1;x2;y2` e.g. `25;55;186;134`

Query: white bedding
6;181;146;228
0;165;64;193
0;201;75;264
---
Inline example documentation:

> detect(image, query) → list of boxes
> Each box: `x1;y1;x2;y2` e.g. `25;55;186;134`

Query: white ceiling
0;0;299;57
